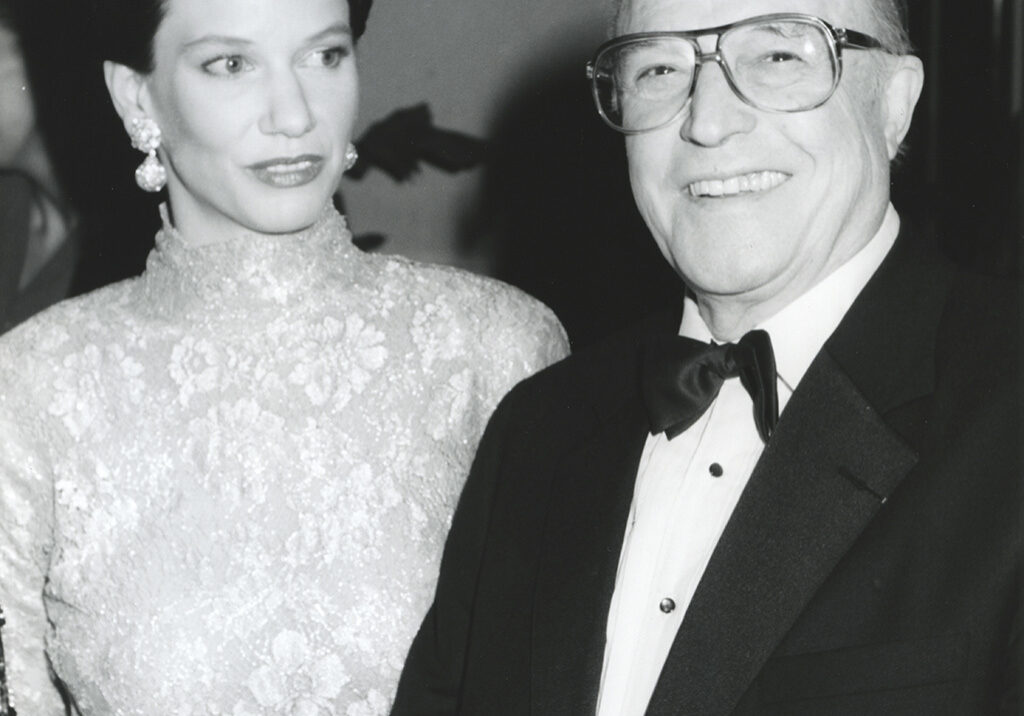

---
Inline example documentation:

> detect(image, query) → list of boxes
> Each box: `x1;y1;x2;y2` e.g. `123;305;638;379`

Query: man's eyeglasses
586;13;888;134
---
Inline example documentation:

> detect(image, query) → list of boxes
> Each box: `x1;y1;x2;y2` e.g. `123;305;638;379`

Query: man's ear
103;60;154;127
881;54;925;160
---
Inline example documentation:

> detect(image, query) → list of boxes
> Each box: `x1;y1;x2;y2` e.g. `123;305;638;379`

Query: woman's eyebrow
182;35;255;50
181;22;352;51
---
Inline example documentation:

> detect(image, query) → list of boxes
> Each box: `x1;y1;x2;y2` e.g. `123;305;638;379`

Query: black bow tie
641;329;779;443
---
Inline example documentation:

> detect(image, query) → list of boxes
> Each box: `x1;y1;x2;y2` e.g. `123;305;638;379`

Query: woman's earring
343;142;359;172
128;117;167;192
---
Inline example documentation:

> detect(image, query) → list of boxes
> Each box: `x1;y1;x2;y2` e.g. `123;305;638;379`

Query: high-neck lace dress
0;207;567;715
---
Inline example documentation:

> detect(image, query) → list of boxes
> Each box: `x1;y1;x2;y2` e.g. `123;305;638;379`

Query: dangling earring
128;117;167;192
343;142;359;172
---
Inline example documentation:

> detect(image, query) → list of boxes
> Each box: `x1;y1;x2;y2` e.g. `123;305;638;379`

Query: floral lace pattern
0;207;567;715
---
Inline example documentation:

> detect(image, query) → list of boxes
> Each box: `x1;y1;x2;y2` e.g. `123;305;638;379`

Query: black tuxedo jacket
392;231;1020;715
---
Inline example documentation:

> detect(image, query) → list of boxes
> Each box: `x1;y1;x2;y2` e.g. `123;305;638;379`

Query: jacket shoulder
494;314;664;445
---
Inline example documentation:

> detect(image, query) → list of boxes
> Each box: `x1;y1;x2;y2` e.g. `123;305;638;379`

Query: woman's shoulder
371;253;564;328
0;277;143;378
368;253;569;362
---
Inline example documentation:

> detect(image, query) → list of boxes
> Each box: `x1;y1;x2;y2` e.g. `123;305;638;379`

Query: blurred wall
899;0;1023;276
341;0;610;272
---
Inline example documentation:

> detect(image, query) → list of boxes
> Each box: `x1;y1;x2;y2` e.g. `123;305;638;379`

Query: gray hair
866;0;914;55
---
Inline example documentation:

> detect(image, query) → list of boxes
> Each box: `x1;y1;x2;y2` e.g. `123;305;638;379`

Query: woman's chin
167;170;339;239
241;189;335;234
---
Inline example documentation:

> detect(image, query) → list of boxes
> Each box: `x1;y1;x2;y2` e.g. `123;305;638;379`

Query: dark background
24;0;1023;348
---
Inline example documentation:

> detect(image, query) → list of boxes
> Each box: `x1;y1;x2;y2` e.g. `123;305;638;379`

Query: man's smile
686;170;791;198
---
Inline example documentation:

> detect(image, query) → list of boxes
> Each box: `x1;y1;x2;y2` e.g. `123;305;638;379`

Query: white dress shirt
595;205;901;716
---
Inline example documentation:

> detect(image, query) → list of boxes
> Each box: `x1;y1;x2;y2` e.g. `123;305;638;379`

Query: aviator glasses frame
586;13;888;134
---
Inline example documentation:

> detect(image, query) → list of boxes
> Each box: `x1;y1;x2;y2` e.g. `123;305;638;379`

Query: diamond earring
343;142;359;171
128;117;167;192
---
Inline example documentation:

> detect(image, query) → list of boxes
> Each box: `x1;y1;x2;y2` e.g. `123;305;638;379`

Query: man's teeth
687;171;789;197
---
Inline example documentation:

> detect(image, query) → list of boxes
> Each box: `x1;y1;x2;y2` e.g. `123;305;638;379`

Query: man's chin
688;236;804;291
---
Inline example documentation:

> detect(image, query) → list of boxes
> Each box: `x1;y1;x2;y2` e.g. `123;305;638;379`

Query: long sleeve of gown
0;392;64;714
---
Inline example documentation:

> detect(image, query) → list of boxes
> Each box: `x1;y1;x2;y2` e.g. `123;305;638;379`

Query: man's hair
610;0;914;55
866;0;914;55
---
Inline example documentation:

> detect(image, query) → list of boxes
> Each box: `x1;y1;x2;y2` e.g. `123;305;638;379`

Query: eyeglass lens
593;18;840;132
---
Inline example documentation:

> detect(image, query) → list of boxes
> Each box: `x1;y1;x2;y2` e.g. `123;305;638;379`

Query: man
392;0;1020;713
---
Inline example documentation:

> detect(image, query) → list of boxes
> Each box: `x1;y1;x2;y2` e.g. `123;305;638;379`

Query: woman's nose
259;69;316;138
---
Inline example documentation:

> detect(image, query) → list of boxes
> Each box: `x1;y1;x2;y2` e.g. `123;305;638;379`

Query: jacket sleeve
390;385;523;716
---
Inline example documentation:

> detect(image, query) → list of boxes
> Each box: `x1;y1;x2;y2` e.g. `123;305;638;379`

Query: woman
0;0;568;713
0;0;80;333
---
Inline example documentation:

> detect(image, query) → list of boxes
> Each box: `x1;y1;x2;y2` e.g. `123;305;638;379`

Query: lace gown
0;207;568;715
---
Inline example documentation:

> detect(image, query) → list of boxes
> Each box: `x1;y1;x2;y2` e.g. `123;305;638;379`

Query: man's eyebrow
750;22;809;39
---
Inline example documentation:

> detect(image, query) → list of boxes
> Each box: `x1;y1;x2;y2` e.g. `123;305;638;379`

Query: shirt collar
680;203;901;393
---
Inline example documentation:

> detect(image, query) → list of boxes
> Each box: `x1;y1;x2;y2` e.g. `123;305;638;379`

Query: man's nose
678;59;756;146
259;69;316;138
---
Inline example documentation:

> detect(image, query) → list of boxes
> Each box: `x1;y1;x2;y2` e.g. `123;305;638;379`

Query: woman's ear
103;61;153;126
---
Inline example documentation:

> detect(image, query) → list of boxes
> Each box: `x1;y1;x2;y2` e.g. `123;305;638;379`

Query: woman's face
0;21;36;166
138;0;358;240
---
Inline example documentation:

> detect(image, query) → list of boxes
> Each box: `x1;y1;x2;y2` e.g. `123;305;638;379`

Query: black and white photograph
0;0;1020;713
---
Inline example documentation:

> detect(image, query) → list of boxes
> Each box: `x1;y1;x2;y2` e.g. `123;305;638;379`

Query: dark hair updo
91;0;373;73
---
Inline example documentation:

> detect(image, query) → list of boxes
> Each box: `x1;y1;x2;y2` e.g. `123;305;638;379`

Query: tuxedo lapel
530;395;650;715
645;231;953;715
645;350;919;715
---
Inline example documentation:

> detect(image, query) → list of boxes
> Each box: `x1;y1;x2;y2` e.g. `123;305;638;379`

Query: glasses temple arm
837;27;889;52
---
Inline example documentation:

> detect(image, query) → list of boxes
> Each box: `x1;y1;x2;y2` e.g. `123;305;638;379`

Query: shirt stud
709;462;724;478
659;597;676;614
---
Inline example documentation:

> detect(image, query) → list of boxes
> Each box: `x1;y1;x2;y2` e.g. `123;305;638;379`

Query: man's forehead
616;0;869;34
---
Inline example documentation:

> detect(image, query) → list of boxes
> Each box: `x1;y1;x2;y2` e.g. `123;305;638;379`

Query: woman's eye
202;54;253;76
305;46;350;68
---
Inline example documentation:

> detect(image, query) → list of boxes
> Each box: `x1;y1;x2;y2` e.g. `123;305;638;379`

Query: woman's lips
248;155;325;188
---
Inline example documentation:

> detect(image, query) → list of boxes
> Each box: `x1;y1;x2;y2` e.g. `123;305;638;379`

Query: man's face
621;0;910;324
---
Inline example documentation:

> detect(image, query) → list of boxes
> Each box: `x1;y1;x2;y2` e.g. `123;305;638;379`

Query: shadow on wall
459;50;683;350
